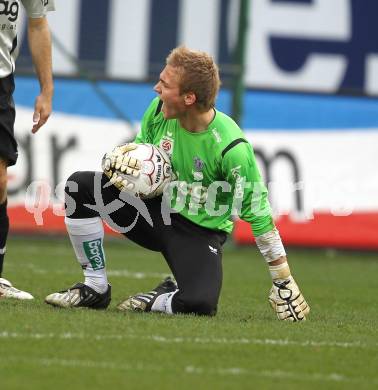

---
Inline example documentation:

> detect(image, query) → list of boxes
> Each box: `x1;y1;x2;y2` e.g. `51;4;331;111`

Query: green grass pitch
0;236;377;390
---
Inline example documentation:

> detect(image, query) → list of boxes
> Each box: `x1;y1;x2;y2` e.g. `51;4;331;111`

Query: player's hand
111;143;141;177
102;155;135;192
107;171;135;192
268;276;310;321
32;92;52;133
102;143;141;192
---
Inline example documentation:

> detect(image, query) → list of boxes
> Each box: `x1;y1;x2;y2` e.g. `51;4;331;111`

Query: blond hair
166;46;221;111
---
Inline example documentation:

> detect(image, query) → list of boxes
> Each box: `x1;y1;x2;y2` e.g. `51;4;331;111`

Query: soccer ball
102;143;172;199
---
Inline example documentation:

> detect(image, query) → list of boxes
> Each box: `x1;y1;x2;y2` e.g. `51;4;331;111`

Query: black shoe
117;277;177;312
45;283;111;309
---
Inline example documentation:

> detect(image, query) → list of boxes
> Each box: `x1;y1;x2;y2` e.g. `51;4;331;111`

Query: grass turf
0;236;377;390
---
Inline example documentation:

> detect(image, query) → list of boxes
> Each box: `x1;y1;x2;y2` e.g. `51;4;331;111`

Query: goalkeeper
45;46;310;321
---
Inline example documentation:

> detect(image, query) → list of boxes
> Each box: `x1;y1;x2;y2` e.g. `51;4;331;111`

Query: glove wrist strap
269;263;291;281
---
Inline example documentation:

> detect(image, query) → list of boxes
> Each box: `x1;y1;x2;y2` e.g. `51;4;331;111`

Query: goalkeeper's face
154;65;191;119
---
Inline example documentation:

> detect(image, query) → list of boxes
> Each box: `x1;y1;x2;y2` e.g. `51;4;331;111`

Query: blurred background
8;0;378;250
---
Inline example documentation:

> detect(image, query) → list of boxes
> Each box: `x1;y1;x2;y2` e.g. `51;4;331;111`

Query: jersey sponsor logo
83;239;105;270
230;165;241;179
0;1;19;22
230;165;246;203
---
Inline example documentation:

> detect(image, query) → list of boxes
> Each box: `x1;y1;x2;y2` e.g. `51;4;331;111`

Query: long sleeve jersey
135;97;274;236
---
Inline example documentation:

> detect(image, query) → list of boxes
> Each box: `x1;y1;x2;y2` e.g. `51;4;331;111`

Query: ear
183;92;196;106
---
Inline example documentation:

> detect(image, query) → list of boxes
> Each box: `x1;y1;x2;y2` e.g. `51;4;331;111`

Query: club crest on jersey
193;156;205;172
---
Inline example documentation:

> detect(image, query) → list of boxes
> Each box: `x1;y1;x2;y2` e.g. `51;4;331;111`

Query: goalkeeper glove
102;143;141;192
106;143;141;177
107;171;134;192
268;276;310;321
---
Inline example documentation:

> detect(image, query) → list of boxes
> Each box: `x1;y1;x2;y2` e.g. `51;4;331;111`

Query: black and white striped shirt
0;0;55;77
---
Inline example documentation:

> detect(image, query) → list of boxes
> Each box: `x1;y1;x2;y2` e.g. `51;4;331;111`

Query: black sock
0;200;9;277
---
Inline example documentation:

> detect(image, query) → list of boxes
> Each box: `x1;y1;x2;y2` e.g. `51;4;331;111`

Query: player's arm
27;16;53;133
222;142;310;322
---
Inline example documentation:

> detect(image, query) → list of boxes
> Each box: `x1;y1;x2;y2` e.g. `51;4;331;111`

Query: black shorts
66;171;229;315
0;74;17;166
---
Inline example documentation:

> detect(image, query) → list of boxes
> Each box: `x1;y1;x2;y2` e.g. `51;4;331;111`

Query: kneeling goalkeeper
45;46;310;321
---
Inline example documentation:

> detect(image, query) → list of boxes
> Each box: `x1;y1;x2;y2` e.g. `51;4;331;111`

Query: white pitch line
0;331;375;350
106;270;169;279
6;356;160;373
2;356;375;384
184;365;354;383
7;263;169;279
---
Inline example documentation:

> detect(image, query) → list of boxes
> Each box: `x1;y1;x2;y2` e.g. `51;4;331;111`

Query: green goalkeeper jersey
135;97;274;236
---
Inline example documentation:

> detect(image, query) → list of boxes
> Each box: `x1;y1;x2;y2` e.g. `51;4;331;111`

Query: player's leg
0;156;8;277
163;216;227;316
119;214;228;316
0;75;33;300
0;160;33;300
46;171;117;308
45;170;162;308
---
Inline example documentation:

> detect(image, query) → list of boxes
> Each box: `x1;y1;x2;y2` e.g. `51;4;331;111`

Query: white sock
151;290;178;314
65;217;108;294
